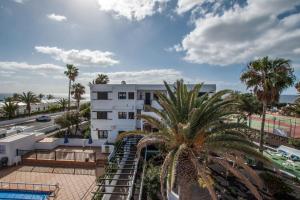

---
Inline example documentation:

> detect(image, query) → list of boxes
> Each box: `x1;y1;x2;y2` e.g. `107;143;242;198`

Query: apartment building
90;83;216;142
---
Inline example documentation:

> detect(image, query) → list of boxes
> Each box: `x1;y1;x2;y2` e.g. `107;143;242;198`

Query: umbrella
64;133;69;144
88;135;93;144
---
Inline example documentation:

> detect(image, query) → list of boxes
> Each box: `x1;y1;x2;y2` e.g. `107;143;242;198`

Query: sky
0;0;300;96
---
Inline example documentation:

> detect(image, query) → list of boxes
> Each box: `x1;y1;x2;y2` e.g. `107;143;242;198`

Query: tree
57;98;68;111
119;80;269;200
19;91;39;116
237;93;262;128
0;99;18;119
12;93;20;101
71;83;85;110
241;57;295;152
92;74;109;84
46;94;55;100
79;102;90;120
64;64;79;111
38;93;44;101
54;111;80;135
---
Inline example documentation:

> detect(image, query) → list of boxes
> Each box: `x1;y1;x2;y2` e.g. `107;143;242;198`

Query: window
118;112;127;119
118;92;126;99
97;92;108;100
97;111;108;119
98;130;108;139
0;145;6;154
128;112;135;119
128;92;134;100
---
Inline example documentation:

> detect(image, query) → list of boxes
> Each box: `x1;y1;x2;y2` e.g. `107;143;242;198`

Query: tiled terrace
0;166;97;200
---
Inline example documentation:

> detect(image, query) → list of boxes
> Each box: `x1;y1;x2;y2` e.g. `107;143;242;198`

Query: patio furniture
0;157;8;167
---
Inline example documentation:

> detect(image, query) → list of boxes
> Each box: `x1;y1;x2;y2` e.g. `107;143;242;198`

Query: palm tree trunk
259;102;267;152
68;79;71;111
249;115;252;128
28;104;31;116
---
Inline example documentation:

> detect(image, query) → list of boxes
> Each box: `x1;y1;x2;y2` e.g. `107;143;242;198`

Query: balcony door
145;92;151;105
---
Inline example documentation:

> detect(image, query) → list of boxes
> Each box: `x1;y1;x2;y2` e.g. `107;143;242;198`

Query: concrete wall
0;133;36;165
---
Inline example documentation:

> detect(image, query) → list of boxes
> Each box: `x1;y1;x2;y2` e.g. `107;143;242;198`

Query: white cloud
178;0;300;66
47;13;67;22
176;0;205;14
80;69;183;84
0;70;16;77
0;61;64;74
12;0;26;3
97;0;169;21
35;46;119;67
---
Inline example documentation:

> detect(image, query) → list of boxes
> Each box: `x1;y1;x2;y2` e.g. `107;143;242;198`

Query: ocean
0;93;297;103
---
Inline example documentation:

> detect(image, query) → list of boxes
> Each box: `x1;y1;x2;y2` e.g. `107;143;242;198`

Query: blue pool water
0;190;50;200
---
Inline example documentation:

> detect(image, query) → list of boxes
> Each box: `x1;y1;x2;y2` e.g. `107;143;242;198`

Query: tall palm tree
119;80;269;200
71;83;85;110
0;99;18;119
38;93;44;101
64;64;79;110
57;98;68;111
241;57;295;152
19;91;39;116
92;74;109;84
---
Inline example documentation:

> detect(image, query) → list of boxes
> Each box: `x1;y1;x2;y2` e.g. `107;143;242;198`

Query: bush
143;164;161;200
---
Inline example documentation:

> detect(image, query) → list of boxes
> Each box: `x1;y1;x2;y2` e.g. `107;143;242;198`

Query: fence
17;149;96;162
0;181;59;197
249;115;300;138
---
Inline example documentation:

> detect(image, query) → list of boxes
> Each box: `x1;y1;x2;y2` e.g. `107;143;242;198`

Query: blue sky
1;0;300;96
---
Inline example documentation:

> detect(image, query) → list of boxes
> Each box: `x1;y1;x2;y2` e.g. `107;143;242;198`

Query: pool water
0;190;50;200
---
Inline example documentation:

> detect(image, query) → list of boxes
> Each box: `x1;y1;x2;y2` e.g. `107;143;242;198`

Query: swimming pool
0;190;50;200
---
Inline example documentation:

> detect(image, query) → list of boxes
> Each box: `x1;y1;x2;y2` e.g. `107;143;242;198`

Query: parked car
36;115;51;122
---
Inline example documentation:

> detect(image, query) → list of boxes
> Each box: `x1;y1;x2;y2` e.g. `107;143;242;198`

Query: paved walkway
0;166;95;200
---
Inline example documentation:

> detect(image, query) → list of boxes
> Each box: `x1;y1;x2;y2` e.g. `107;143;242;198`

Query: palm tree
57;98;68;111
71;83;85;110
38;93;44;101
11;93;20;101
0;99;18;119
118;80;269;200
92;74;109;84
237;93;262;128
64;64;79;111
241;57;295;152
19;91;39;116
46;94;55;100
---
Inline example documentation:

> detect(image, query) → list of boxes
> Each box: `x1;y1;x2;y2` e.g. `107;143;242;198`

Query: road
0;112;64;132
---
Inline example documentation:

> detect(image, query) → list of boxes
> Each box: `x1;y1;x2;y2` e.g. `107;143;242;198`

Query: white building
90;83;216;143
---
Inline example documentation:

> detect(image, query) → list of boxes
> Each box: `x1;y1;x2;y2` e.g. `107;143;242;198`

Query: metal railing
17;149;96;162
0;182;59;197
92;136;141;200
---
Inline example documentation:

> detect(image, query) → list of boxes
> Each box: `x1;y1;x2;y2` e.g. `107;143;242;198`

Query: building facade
90;83;216;143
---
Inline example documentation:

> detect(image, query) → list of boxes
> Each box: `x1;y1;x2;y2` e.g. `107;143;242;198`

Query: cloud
0;61;64;74
177;0;300;66
12;0;27;3
97;0;169;21
80;69;183;84
47;13;67;22
35;46;119;67
0;70;16;77
176;0;205;14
